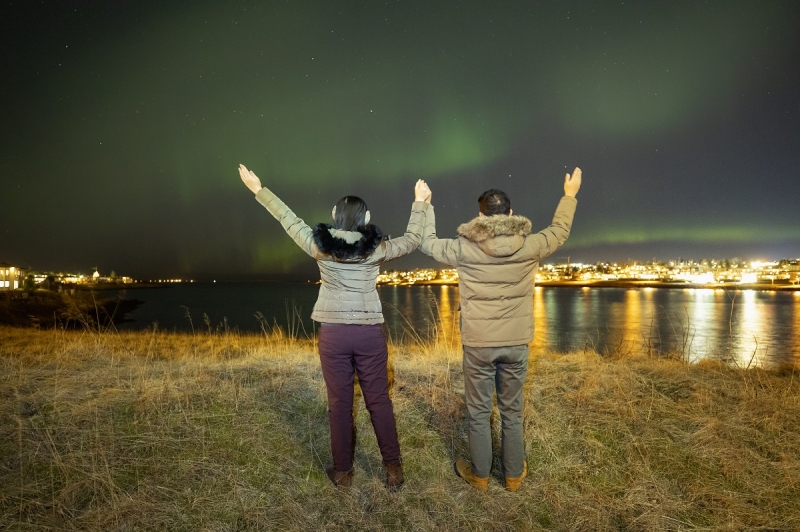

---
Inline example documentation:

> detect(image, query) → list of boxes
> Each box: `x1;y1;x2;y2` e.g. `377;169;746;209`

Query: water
105;283;800;368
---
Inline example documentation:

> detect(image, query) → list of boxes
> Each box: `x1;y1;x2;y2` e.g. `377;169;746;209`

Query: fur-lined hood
457;214;532;258
312;223;383;261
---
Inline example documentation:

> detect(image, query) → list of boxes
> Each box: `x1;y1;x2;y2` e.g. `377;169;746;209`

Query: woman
239;164;430;490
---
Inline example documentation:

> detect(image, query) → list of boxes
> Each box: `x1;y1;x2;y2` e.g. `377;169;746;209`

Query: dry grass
1;325;799;531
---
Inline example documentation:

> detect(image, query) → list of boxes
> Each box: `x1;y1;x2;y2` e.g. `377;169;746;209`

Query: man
420;168;582;492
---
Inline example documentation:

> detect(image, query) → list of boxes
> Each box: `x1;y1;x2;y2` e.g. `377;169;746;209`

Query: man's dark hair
478;189;511;216
333;195;369;231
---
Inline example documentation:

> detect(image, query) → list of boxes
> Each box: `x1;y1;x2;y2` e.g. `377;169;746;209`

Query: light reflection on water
117;283;800;368
380;285;800;368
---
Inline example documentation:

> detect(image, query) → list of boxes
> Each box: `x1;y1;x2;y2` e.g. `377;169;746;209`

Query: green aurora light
2;1;798;277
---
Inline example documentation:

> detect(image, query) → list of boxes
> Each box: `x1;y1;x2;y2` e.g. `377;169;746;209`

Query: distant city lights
377;258;800;287
2;257;799;292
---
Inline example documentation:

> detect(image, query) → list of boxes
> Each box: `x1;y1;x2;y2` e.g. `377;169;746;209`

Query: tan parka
255;187;428;324
420;196;577;347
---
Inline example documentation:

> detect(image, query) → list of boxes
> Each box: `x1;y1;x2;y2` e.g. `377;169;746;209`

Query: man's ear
478;212;485;217
509;208;513;216
364;210;371;224
331;206;336;220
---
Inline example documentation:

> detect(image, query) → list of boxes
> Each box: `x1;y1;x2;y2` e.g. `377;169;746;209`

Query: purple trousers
318;324;401;472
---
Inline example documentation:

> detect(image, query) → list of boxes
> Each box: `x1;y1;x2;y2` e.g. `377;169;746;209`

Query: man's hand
564;167;582;197
415;179;431;202
239;164;263;194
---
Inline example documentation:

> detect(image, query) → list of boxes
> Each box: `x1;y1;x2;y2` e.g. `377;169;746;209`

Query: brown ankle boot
454;459;489;492
505;461;528;492
325;465;353;488
385;463;404;491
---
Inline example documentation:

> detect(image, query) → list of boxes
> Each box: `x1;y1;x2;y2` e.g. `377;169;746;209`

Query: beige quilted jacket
255;187;428;324
420;196;577;347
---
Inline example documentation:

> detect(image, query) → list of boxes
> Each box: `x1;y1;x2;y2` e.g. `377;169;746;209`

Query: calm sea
104;283;800;368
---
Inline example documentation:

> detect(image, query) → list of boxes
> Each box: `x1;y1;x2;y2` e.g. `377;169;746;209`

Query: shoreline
52;279;800;292
378;279;800;291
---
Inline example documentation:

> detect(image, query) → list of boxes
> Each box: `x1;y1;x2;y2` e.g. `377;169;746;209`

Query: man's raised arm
531;167;582;261
419;194;460;267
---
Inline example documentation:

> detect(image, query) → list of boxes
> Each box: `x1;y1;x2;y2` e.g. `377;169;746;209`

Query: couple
239;164;581;492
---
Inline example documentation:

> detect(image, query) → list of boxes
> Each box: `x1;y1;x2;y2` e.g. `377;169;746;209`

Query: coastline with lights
3;258;800;292
377;259;800;291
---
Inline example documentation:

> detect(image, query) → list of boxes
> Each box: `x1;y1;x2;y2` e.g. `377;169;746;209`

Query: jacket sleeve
530;196;577;261
254;187;321;258
376;201;428;262
419;204;460;267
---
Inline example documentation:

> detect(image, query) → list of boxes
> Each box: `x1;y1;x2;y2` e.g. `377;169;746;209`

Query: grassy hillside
1;325;799;531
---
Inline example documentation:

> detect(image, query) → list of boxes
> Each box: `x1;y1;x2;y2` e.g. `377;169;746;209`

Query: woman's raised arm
377;180;431;262
239;164;320;258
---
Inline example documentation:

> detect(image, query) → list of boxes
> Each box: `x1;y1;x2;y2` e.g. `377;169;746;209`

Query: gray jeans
463;344;529;478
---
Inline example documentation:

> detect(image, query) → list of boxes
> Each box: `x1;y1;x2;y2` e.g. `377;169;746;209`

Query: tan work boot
454;458;489;492
384;463;404;491
325;465;353;488
505;461;528;492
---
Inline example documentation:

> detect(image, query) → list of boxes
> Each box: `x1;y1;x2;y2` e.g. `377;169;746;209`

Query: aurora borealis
2;2;799;279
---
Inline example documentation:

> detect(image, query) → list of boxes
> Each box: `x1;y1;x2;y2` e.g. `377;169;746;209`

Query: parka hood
457;214;532;257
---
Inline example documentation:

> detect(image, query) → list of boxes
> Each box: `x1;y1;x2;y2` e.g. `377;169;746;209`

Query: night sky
2;1;799;280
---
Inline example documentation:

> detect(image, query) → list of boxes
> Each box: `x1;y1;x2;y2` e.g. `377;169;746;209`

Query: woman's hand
239;164;263;194
414;179;431;202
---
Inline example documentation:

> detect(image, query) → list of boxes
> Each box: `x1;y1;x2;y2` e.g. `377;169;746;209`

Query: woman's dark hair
333;196;369;231
478;189;511;215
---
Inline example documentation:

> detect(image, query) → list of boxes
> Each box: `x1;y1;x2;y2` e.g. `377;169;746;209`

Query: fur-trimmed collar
457;214;532;258
313;223;383;261
457;214;532;242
